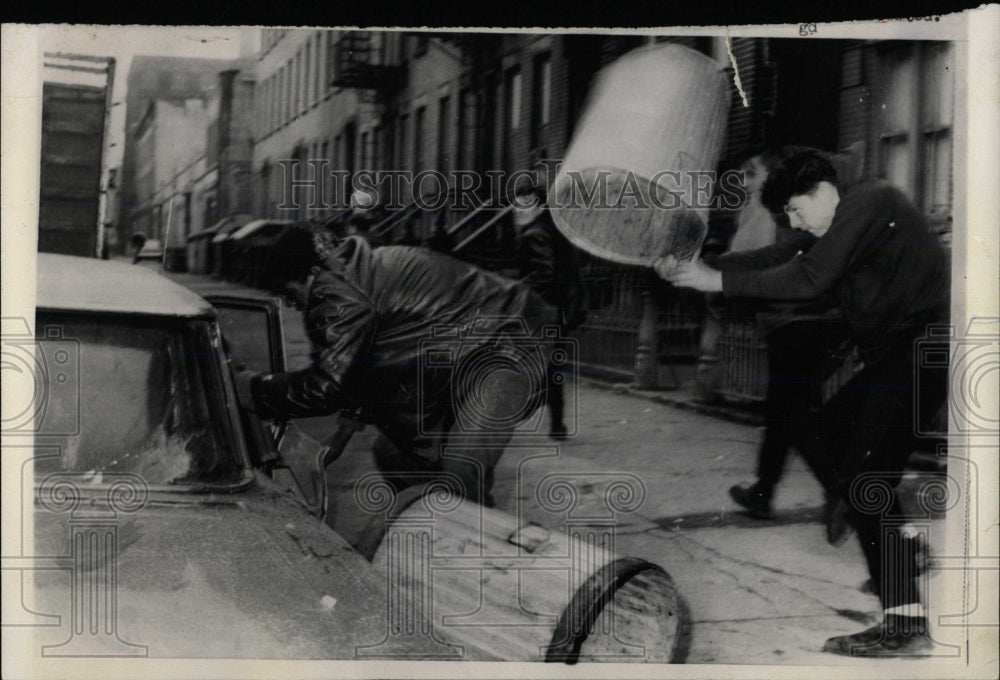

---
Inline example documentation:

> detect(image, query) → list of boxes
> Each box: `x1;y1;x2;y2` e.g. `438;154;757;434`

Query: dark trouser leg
444;363;540;507
756;320;848;495
828;338;947;610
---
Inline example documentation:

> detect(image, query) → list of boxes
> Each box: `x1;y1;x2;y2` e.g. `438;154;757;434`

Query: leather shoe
823;615;932;656
859;578;881;598
728;483;774;519
549;423;569;441
824;495;853;546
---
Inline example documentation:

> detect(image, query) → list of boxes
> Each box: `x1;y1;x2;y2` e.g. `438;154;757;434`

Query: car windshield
34;311;247;489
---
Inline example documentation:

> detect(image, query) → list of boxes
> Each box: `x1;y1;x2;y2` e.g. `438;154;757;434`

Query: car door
206;295;330;517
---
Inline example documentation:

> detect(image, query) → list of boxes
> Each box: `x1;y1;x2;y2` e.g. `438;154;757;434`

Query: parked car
26;253;467;659
24;254;684;663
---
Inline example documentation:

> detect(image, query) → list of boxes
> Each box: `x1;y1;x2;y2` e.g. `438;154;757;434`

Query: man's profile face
512;191;542;226
784;181;839;237
283;280;310;311
739;156;769;194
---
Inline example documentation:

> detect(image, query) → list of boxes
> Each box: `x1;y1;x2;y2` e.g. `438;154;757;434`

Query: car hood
28;477;466;659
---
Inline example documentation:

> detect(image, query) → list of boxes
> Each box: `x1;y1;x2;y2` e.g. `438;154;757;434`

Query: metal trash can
551;44;730;265
358;483;686;663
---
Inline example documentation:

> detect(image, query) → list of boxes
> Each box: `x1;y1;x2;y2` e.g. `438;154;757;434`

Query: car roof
36;253;215;318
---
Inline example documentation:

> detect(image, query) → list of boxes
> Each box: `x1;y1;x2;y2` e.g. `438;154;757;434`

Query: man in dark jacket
236;226;561;507
512;178;586;440
655;149;949;656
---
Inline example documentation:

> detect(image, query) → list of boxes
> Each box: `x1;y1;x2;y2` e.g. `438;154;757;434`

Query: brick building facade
126;31;954;387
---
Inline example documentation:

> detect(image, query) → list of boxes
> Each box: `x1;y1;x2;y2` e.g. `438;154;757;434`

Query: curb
581;378;765;427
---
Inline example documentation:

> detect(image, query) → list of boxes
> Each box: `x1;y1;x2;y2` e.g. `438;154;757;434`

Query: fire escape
330;31;405;103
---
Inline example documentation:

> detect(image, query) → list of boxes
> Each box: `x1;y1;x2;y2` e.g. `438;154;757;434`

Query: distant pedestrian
128;232;147;264
512;177;586;440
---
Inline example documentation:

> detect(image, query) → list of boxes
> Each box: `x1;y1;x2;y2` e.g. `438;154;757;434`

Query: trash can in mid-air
550;44;731;266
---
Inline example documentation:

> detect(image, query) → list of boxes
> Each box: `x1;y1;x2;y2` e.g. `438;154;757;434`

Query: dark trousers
372;364;541;507
812;334;948;610
756;319;852;496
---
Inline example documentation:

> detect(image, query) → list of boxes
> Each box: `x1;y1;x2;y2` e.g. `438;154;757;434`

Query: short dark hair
761;149;839;214
512;174;548;204
264;224;325;290
734;145;779;171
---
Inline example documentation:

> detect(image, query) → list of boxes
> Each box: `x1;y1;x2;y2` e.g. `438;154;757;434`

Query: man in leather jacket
235;225;562;507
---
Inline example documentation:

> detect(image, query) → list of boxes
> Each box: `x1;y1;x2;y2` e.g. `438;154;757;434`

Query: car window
33;311;246;488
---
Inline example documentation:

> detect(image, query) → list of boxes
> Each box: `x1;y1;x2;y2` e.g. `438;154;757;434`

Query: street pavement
166;268;954;668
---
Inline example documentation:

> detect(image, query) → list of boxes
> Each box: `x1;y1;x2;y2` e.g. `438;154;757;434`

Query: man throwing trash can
654;148;949;656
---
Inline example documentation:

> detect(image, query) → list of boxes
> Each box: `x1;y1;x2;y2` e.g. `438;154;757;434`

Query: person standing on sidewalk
714;226;853;524
699;147;854;529
714;146;863;527
654;148;949;655
234;225;560;507
512;177;587;440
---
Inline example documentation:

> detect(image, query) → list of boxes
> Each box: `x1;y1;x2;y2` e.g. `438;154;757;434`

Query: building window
314;33;322;103
273;73;279;130
286;59;293;121
281;65;289;124
457;89;475;171
382;116;395;170
874;41;955;231
531;53;551;149
276;68;282;125
360;131;370;169
327;31;337;90
507;67;522;130
305;42;312;107
372;125;382;172
413;106;426;173
437;96;450;175
260;79;269;137
877;46;916;196
920;42;954;219
399;113;410;171
294;51;301;115
273;73;280;130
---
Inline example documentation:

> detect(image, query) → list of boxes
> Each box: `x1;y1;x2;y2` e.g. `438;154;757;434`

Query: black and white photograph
1;13;998;678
